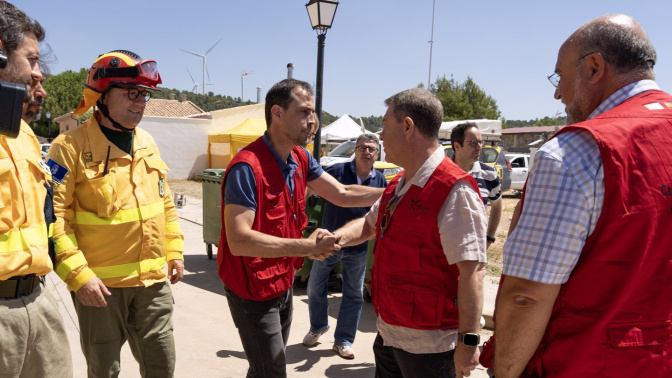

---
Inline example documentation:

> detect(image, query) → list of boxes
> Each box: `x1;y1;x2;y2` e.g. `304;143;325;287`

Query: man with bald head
491;14;672;377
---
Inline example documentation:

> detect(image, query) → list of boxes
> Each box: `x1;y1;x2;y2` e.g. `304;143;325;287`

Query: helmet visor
139;60;159;80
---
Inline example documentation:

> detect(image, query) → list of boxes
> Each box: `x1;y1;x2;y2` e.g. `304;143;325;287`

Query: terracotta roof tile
143;99;206;118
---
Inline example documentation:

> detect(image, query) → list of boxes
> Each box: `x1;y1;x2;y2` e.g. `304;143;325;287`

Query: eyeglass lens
356;146;378;153
467;140;484;147
380;194;402;239
126;88;150;102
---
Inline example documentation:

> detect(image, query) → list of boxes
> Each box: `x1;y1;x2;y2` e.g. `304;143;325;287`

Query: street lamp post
305;0;338;159
45;110;52;142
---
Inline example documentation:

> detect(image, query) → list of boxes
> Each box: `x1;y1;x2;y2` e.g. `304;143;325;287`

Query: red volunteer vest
371;157;481;330
217;137;308;301
482;90;672;376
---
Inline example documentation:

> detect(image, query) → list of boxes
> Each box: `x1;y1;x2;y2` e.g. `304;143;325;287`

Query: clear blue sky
19;0;672;121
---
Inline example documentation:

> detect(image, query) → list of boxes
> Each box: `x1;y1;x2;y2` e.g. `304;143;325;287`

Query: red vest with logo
482;90;672;376
217;137;308;301
371;157;480;330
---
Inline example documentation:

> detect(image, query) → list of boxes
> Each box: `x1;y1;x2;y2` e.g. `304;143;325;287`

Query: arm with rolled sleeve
439;180;487;377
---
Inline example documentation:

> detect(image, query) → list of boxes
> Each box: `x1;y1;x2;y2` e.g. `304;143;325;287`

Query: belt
0;274;43;299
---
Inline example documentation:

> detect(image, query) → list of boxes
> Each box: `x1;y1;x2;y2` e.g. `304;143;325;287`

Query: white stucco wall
138;116;212;179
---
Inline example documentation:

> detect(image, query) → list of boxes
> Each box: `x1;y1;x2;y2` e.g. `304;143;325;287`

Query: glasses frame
379;194;403;239
547;51;596;88
464;140;484;148
113;86;151;103
356;145;378;153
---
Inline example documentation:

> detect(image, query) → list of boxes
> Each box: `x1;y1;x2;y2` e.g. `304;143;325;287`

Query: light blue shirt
503;80;659;284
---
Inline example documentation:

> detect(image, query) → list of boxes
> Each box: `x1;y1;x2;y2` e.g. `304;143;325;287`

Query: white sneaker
302;325;330;346
333;344;355;359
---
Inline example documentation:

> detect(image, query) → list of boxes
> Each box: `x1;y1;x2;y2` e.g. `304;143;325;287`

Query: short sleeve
223;162;257;211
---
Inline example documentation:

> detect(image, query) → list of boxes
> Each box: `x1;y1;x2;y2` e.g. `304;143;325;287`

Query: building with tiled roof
143;93;209;119
501;125;563;152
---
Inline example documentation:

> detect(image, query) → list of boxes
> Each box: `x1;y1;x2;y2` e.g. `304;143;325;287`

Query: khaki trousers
72;281;175;378
0;285;73;378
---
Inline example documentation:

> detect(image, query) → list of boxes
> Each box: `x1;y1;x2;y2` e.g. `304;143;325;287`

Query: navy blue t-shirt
321;161;387;252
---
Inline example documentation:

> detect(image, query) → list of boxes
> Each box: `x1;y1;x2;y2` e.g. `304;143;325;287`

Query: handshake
306;228;343;261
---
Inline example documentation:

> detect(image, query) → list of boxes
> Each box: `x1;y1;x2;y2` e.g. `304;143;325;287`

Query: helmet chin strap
96;97;134;133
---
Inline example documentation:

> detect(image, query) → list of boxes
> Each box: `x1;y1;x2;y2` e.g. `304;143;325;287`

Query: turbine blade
187;69;196;83
205;39;222;55
180;49;203;58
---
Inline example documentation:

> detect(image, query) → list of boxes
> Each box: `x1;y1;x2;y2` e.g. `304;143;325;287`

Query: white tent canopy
320;114;365;142
438;119;502;141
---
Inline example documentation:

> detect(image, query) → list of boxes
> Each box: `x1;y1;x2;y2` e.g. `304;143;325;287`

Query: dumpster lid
196;168;226;180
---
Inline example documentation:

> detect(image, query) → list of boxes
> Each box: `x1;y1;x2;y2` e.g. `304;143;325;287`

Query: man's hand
454;342;480;378
76;277;111;307
167;259;185;284
487;240;494;250
307;228;339;260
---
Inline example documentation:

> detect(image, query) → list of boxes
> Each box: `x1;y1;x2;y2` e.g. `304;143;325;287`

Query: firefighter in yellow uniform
0;2;73;376
48;50;184;378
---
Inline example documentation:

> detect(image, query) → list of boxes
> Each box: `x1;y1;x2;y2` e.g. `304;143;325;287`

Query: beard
24;97;43;121
565;70;590;125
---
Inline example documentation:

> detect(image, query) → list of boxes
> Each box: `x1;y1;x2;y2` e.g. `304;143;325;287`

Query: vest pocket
387;275;446;328
605;320;671;376
87;172;119;218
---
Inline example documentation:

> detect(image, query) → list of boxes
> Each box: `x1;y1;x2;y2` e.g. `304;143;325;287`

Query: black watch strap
486;235;496;243
458;332;480;346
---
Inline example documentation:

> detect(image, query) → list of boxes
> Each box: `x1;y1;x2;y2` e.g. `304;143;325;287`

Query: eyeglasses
114;86;151;103
464;140;484;148
356;145;378;153
547;51;596;88
379;193;403;239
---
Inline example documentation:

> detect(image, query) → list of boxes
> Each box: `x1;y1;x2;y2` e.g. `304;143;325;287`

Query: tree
430;75;500;121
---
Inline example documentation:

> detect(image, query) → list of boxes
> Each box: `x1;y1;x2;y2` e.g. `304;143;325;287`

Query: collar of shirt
588;79;660;120
262;132;298;174
349;160;376;184
395;146;445;195
469;161;483;174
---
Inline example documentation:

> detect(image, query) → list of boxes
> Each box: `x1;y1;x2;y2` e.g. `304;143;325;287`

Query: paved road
48;198;491;377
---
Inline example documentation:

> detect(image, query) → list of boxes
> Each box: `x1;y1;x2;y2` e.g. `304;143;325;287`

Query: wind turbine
241;70;255;102
180;39;222;95
187;69;214;94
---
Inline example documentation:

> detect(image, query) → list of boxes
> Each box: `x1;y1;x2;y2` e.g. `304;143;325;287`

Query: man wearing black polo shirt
451;122;502;249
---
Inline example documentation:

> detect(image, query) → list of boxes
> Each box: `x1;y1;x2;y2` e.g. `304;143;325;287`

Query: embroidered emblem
159;178;165;197
83;152;93;163
295;169;303;178
46;158;69;184
409;199;429;213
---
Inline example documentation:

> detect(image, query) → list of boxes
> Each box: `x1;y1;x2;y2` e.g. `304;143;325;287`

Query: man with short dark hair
219;78;383;377
0;2;72;376
332;88;487;378
303;133;387;359
450;122;502;249
491;14;672;377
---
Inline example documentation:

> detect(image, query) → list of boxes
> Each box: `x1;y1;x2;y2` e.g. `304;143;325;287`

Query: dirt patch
167;179;204;200
486;194;520;277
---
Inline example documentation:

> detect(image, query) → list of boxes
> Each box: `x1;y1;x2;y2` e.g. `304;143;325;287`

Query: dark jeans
373;333;456;378
224;285;293;378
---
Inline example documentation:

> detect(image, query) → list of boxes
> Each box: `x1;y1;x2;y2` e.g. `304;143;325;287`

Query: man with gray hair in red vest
488;14;672;377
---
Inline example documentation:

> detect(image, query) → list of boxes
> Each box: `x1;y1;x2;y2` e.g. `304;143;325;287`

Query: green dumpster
196;169;226;260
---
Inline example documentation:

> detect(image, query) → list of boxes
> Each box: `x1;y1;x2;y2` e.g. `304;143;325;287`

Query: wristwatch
458;332;480;346
486;235;496;243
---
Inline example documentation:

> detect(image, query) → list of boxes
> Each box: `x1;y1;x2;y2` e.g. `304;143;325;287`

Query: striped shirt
469;161;501;205
503;80;659;284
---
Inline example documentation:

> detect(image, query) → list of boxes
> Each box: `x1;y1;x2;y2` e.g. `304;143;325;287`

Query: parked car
505;153;530;192
40;143;50;161
443;144;512;191
320;140;402;181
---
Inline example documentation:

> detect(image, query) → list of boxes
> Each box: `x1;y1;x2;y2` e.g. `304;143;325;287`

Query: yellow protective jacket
48;115;184;292
0;121;52;280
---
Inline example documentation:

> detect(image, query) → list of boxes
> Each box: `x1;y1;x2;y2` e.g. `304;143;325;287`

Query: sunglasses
379;193;403;239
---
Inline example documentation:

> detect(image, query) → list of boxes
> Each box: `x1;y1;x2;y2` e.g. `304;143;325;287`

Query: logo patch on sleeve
46;158;69;184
